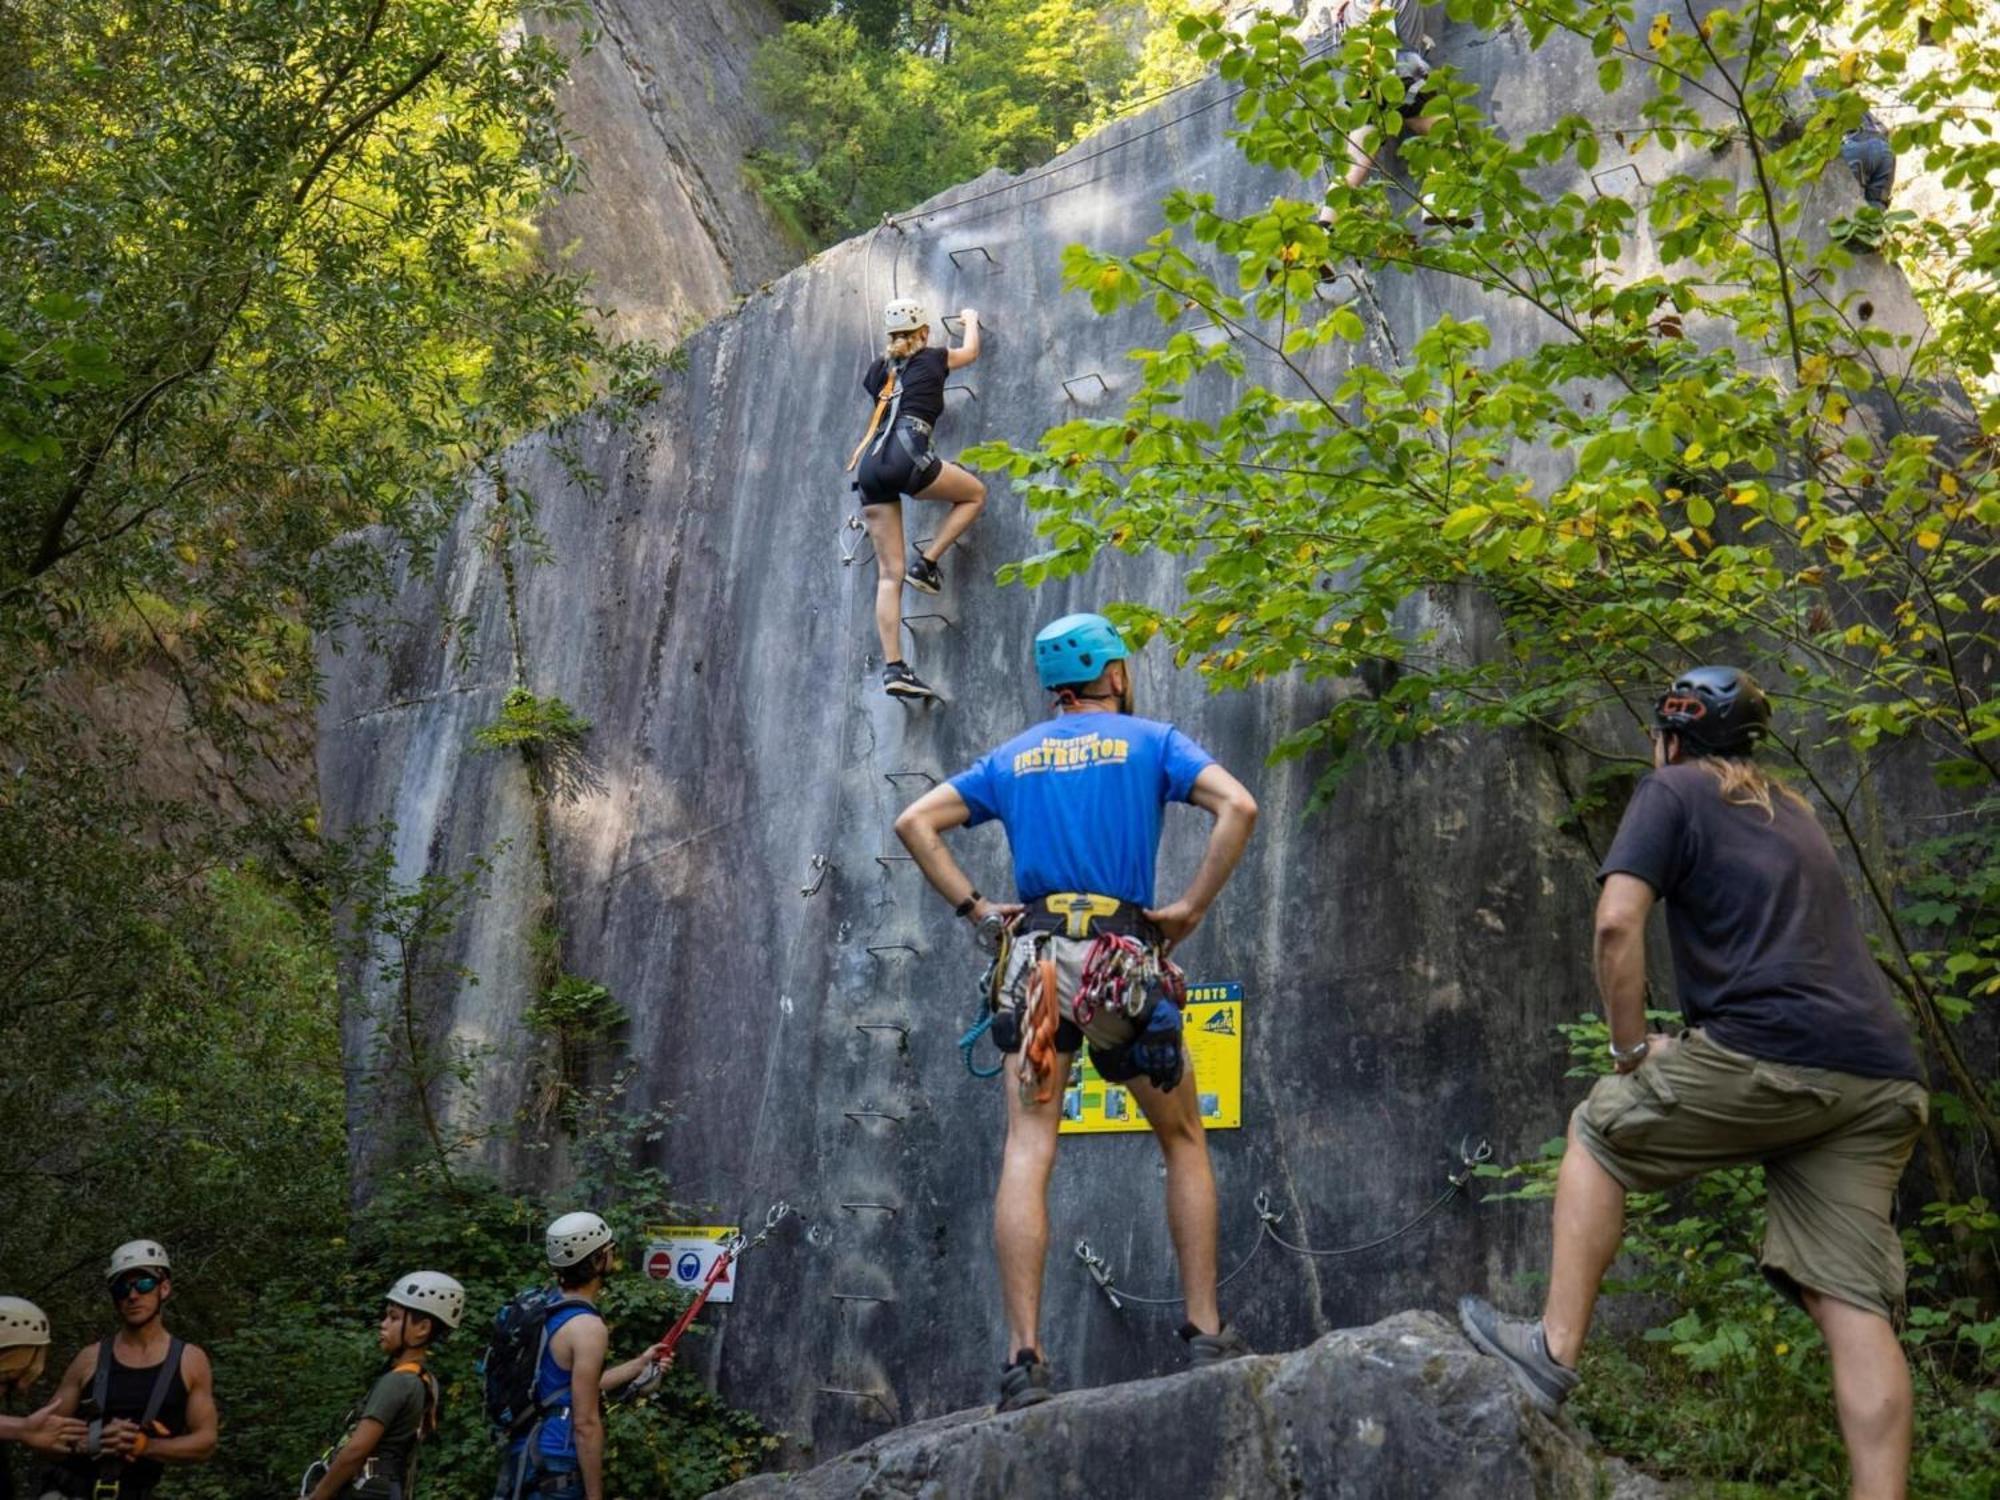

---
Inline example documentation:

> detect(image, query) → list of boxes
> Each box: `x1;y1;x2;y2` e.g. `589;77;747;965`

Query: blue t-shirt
949;713;1215;906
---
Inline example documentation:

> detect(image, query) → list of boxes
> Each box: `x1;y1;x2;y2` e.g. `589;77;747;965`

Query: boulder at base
710;1311;1667;1499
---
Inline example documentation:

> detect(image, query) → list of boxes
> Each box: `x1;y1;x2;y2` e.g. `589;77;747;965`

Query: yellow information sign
1059;981;1243;1135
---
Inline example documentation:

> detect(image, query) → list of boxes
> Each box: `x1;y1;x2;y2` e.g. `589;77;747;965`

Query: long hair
1698;755;1809;821
886;326;927;361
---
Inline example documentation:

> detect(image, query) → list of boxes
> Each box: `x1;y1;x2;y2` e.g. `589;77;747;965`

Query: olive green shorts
1572;1029;1929;1320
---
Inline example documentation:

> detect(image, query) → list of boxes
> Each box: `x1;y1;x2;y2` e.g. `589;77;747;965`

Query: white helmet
883;298;928;335
106;1240;171;1284
0;1297;50;1349
545;1211;614;1269
384;1271;465;1331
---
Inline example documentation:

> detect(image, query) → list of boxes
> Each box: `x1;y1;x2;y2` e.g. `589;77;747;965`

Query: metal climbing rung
882;769;937;788
1590;163;1647;200
799;854;833;898
855;1021;910;1038
948;245;995;270
829;1290;895;1302
865;942;920;958
873;852;915;867
843;1109;904;1124
900;611;956;632
942;381;978;402
840;1201;901;1216
1062;371;1109;401
817;1386;896;1418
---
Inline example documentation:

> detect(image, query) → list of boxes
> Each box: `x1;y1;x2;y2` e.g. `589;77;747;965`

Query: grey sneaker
882;660;938;701
906;549;943;594
1457;1296;1580;1416
997;1349;1054;1412
1180;1322;1252;1366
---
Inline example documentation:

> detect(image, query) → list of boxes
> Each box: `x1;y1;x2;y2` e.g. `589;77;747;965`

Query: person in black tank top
38;1241;217;1499
849;296;987;702
1;1298;87;1500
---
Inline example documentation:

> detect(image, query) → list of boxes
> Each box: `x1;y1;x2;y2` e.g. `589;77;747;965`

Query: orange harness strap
1021;953;1062;1104
845;367;898;472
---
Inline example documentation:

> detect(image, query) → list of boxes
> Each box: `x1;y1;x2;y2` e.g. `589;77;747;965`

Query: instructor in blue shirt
895;612;1259;1412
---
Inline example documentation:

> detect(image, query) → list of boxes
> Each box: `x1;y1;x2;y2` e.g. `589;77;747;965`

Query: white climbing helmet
0;1298;50;1349
105;1239;171;1284
882;298;929;335
545;1211;615;1269
384;1271;466;1331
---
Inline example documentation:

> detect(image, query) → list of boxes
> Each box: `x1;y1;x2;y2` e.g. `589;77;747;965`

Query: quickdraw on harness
619;1201;793;1406
75;1335;182;1500
845;356;906;472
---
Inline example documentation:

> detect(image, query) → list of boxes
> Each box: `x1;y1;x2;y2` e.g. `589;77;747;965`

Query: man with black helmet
1459;667;1927;1500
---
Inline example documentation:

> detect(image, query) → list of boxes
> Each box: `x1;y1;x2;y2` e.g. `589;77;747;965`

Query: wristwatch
955;891;982;919
1609;1036;1651;1068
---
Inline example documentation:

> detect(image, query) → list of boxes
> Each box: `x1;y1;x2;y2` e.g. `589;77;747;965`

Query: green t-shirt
353;1367;432;1498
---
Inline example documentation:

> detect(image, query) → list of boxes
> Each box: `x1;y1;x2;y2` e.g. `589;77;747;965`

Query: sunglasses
111;1274;162;1300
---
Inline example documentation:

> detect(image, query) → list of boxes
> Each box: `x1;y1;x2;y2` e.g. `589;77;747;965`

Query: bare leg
911;462;986;563
1804;1291;1911;1500
1540;1113;1627;1366
1342;108;1435;193
995;1050;1071;1357
1129;1059;1221;1335
861;502;906;662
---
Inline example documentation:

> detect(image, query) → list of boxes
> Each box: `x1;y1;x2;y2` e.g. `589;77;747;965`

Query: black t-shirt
1598;762;1920;1081
862;346;948;426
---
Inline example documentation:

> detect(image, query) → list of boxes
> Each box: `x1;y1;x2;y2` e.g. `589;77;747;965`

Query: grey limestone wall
317;6;1928;1463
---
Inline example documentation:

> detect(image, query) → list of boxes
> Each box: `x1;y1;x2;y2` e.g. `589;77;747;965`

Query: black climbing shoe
1457;1296;1580;1416
997;1349;1055;1413
906;548;943;595
882;661;938;701
1180;1322;1253;1367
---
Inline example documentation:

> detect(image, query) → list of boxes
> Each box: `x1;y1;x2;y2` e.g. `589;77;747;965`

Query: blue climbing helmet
1035;612;1130;690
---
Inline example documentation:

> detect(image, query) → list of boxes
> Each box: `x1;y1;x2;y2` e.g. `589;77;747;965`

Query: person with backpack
1458;668;1929;1500
849;296;985;702
1;1299;87;1500
300;1272;464;1500
488;1213;667;1500
35;1240;217;1500
893;612;1261;1409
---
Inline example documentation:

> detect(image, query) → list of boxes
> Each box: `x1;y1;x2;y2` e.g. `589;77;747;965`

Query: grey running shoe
997;1349;1055;1413
1180;1322;1253;1366
907;549;943;594
882;661;937;701
1457;1296;1580;1416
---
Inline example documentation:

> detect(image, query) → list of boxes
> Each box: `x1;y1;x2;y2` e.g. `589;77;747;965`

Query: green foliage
971;0;2000;1177
525;975;625;1039
1485;1018;2000;1494
472;686;593;756
750;1;1194;245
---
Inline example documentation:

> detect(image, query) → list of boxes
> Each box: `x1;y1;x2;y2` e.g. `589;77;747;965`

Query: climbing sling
296;1362;438;1500
845;357;906;472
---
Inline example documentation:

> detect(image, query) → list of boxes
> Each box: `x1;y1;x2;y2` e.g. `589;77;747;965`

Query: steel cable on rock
1074;1137;1492;1311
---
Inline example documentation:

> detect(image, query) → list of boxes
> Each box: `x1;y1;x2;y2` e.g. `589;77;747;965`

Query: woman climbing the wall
849;297;985;701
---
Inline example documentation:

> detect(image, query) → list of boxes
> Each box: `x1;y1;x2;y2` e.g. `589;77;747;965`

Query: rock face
533;0;798;348
712;1311;1668;1500
317;0;1929;1466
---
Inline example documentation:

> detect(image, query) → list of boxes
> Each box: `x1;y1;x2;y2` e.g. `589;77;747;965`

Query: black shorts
856;417;943;506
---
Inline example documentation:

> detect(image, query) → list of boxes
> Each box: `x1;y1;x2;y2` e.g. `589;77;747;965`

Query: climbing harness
624;1201;793;1400
845;357;906;472
1073;1137;1492;1311
296;1361;438;1499
64;1334;184;1500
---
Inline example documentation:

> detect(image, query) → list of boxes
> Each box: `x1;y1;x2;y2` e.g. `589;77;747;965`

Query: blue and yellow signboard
1058;980;1243;1135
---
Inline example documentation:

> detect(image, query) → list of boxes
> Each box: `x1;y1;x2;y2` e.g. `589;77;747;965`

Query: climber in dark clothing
1458;668;1927;1500
894;612;1261;1412
37;1241;217;1499
850;297;985;702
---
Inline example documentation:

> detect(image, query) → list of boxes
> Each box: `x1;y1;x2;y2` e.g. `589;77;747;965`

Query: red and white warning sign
643;1225;740;1304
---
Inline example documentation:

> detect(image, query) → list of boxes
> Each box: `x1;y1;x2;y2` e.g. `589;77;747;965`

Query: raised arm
1145;763;1258;949
894;783;1019;928
947;308;980;369
1594;873;1656;1068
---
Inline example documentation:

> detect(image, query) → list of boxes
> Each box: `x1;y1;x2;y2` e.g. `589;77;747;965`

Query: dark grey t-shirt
1598;762;1920;1081
354;1367;431;1498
